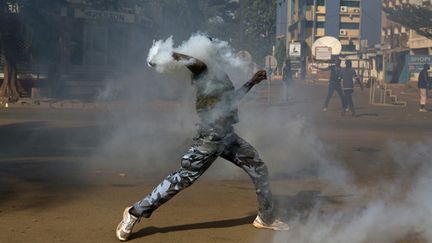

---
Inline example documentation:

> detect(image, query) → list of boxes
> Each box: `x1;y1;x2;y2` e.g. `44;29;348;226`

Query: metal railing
369;78;407;107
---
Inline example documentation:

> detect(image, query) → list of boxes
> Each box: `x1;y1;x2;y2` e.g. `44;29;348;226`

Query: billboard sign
408;55;432;72
315;47;332;60
289;42;301;57
74;9;135;23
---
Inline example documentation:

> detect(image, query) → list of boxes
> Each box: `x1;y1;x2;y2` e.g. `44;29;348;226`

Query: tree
240;0;277;65
201;0;241;44
135;0;277;66
0;0;66;102
148;0;206;40
198;0;277;65
383;3;432;39
0;1;25;102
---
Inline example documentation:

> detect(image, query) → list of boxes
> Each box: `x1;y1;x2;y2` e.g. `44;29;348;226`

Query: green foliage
143;0;277;65
197;0;277;65
383;4;432;39
200;0;240;43
240;0;277;65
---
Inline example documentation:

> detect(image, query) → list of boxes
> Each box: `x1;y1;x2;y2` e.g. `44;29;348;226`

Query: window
342;44;356;52
340;1;360;7
340;22;359;29
306;21;325;28
307;0;325;6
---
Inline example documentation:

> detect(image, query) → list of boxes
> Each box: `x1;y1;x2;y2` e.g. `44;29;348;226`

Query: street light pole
312;0;317;43
240;0;244;49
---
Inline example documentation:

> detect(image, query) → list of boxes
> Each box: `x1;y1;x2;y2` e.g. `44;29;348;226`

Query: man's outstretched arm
172;52;207;75
233;70;267;103
148;52;207;75
311;63;332;71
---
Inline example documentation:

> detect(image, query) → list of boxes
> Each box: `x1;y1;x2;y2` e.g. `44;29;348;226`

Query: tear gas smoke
95;33;432;242
267;141;432;243
147;34;251;82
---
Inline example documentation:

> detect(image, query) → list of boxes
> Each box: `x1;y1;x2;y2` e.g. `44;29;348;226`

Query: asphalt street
0;81;431;243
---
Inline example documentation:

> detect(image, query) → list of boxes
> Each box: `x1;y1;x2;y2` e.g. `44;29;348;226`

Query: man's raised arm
233;70;267;103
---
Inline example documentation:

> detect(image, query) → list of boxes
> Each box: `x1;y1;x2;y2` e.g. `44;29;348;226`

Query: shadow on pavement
132;215;256;239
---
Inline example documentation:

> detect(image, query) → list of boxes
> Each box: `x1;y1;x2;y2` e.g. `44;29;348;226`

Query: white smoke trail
269;141;432;243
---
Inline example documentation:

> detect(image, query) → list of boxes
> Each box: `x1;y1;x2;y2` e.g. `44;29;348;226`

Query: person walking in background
341;60;363;116
314;59;345;112
418;63;430;112
282;59;293;101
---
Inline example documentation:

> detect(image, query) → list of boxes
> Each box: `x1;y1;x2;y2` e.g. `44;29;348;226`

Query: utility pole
312;0;317;43
239;0;244;50
286;0;292;58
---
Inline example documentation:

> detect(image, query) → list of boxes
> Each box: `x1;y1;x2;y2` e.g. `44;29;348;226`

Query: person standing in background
282;59;293;101
341;60;363;116
418;64;430;112
313;59;345;112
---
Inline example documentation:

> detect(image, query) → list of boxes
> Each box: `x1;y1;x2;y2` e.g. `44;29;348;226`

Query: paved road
0;82;431;243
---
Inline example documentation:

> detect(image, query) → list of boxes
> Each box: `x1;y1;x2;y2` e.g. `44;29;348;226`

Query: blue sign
409;55;432;72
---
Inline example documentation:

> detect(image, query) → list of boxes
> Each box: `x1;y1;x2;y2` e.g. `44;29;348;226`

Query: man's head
424;63;430;70
345;60;352;68
335;59;341;67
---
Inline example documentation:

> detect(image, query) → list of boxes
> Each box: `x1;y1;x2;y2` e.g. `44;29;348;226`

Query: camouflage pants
132;131;275;223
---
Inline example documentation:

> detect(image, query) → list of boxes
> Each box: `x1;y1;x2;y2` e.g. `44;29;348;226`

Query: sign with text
74;9;135;23
289;42;301;57
7;3;20;13
315;47;332;60
408;55;432;72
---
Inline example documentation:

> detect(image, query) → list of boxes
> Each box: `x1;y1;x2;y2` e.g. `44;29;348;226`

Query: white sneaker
252;215;290;231
419;108;428;112
116;207;139;241
322;107;327;111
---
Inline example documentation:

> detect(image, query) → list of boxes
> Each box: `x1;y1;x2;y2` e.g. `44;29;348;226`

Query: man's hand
172;52;182;61
251;70;267;85
171;52;207;75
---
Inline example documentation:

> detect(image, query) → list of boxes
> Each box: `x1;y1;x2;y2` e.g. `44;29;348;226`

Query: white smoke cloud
147;33;250;81
97;32;432;242
269;141;432;243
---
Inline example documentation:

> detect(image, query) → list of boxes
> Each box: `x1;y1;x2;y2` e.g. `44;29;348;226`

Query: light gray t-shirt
193;71;239;130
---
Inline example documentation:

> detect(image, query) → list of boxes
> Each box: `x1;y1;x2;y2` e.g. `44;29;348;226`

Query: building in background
381;0;432;83
55;0;155;98
276;0;377;59
0;0;156;99
338;0;362;54
276;0;382;80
